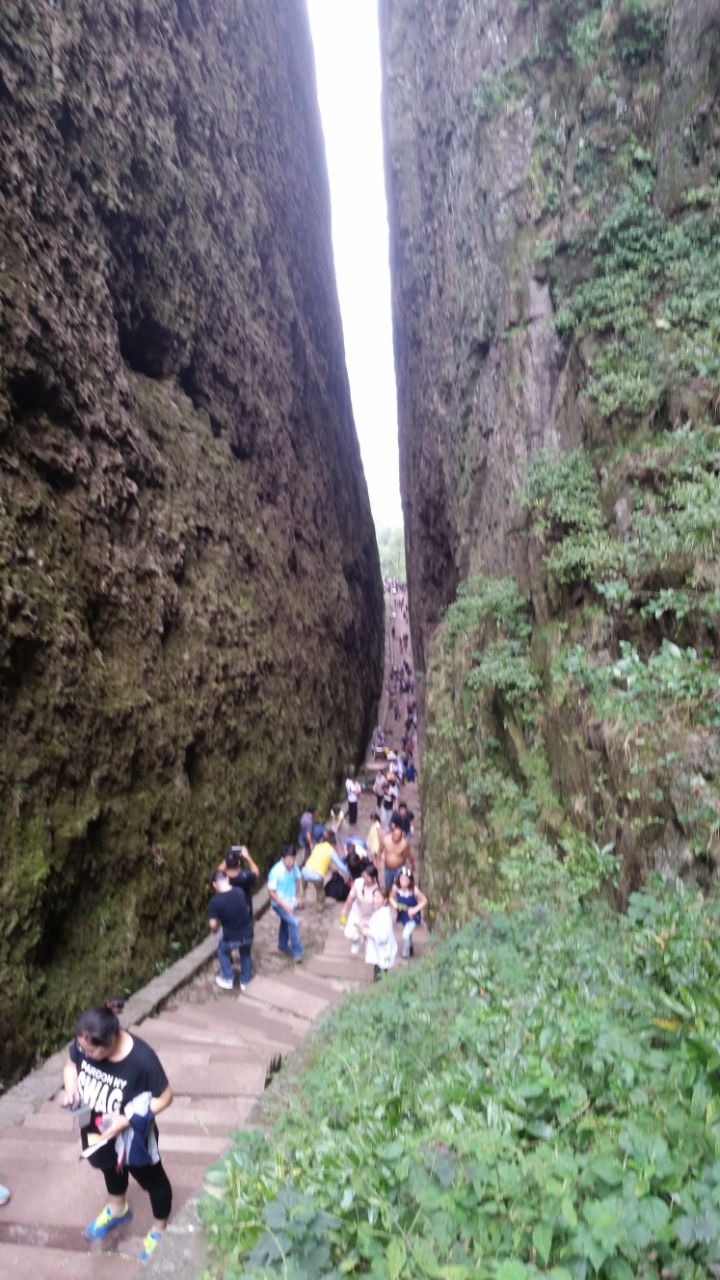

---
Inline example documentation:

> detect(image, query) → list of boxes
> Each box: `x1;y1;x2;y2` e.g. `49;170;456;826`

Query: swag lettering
77;1060;128;1115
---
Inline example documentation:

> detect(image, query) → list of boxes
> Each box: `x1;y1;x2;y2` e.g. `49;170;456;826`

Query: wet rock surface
0;1;383;1082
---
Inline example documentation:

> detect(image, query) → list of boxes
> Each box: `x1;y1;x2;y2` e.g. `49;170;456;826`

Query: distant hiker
221;845;259;914
344;864;379;955
380;775;399;831
373;768;387;805
366;812;384;872
393;801;414;838
345;771;362;825
298;805;317;865
62;998;173;1264
328;804;346;844
361;886;397;980
268;845;304;961
389;866;427;960
381;819;414;891
301;828;349;912
208;868;254;990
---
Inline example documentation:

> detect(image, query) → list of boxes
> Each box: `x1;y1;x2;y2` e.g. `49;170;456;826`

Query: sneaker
83;1203;133;1241
350;942;361;956
140;1228;163;1264
215;975;234;990
276;946;291;956
0;1185;10;1207
292;954;303;964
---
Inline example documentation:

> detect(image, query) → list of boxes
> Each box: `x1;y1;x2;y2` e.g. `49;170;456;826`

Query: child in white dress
361;886;397;981
344;865;379;955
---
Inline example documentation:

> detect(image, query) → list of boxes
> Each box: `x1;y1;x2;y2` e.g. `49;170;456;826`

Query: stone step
1;1121;228;1160
272;969;348;1004
171;1092;259;1115
22;1088;262;1133
148;1062;267;1098
0;1240;136;1279
132;1043;273;1068
306;955;373;983
160;1001;308;1041
317;936;355;958
131;1017;293;1055
240;975;330;1020
0;1164;199;1230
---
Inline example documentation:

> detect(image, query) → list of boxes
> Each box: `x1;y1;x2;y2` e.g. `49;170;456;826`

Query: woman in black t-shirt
62;998;173;1264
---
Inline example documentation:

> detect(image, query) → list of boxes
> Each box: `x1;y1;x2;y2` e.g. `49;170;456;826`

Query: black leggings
103;1161;172;1221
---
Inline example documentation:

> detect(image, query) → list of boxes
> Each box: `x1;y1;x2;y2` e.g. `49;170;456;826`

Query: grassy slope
199;867;720;1278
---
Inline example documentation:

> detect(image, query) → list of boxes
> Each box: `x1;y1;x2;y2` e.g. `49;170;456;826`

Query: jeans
217;935;253;984
384;864;402;892
271;902;303;958
301;867;325;912
401;920;417;958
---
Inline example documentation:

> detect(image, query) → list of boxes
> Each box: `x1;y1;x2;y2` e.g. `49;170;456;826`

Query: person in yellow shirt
301;829;349;911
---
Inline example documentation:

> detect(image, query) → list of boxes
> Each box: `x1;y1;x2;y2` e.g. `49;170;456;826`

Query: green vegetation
554;640;720;730
473;1;670;122
555;174;720;420
200;869;720;1279
376;526;406;582
522;422;720;596
445;576;530;642
522;451;624;586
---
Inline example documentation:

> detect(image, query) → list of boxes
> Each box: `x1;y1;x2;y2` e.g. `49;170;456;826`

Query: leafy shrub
200;882;720;1280
555;175;720;419
616;0;671;66
445;576;531;642
523;450;603;534
472;68;526;119
465;639;540;710
555;638;720;728
523;450;625;585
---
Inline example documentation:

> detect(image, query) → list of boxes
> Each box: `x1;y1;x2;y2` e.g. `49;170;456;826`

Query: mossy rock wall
381;0;720;913
0;0;383;1083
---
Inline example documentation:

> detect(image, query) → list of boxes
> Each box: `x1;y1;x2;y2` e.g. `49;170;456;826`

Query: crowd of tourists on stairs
52;583;420;1261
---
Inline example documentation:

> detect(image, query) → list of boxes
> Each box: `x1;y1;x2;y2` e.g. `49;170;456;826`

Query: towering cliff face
0;0;383;1082
381;0;720;917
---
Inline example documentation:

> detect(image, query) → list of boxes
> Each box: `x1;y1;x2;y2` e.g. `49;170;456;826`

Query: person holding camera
208;868;254;990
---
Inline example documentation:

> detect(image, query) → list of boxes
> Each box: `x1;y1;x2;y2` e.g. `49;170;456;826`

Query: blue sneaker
140;1228;163;1263
83;1203;133;1240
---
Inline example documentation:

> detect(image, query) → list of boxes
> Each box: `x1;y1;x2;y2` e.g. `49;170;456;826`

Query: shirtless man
381;819;415;892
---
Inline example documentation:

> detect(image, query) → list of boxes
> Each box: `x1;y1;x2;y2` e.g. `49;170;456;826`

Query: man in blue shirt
267;845;304;961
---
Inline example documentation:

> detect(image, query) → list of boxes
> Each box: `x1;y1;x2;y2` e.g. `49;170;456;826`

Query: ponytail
75;998;124;1047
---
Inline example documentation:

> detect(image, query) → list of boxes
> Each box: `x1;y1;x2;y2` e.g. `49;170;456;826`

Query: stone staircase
0;591;423;1278
0;914;380;1278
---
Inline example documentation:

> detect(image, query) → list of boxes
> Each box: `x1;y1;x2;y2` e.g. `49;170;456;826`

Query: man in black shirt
223;845;259;915
392;801;415;838
208;869;254;991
